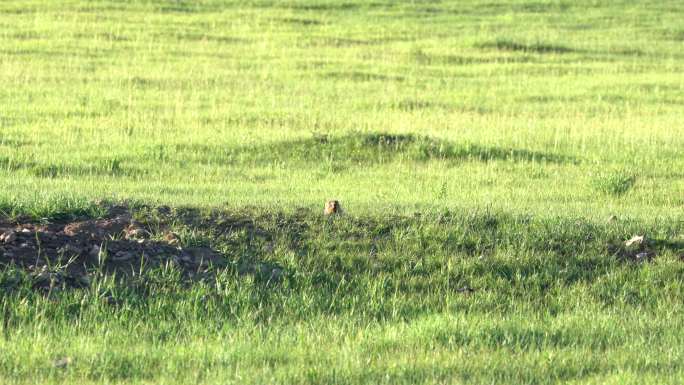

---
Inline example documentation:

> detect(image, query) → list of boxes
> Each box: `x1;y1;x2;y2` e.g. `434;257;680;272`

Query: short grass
1;0;683;218
0;0;683;384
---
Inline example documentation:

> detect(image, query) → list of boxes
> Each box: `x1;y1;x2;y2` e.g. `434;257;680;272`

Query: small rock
625;235;645;247
21;228;31;233
112;251;133;261
1;231;16;244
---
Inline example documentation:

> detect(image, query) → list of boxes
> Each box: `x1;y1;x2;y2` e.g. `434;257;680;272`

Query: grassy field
1;0;683;384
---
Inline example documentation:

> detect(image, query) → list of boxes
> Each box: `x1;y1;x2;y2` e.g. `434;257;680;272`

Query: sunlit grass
0;0;682;219
1;0;683;384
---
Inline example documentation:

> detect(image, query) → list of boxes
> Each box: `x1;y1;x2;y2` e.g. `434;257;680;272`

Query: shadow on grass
322;71;405;82
0;133;575;178
238;133;577;168
478;39;577;54
476;39;650;59
278;2;389;11
0;156;143;179
277;17;325;26
2;202;684;324
413;50;536;66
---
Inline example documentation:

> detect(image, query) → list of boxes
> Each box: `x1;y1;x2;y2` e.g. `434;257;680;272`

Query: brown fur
324;200;342;215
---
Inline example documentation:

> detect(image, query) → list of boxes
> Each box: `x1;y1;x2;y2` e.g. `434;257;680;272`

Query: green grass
2;207;684;384
1;0;683;383
1;0;683;218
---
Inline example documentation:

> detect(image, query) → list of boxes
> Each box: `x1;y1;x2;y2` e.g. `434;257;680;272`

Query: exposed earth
0;204;283;291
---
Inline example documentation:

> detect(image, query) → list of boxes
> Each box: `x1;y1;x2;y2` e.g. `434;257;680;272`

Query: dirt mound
0;208;228;290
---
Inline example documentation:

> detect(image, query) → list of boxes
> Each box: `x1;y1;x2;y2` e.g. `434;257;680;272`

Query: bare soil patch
0;205;232;290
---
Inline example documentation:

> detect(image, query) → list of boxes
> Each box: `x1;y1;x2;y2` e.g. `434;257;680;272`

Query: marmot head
324;200;342;215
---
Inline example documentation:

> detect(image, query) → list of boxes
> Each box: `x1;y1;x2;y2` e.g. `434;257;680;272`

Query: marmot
324;200;342;215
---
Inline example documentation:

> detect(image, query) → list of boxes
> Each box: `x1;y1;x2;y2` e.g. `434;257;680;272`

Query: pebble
113;251;133;261
625;235;645;247
1;231;16;244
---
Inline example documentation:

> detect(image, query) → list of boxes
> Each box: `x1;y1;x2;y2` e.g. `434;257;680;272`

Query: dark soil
0;205;233;290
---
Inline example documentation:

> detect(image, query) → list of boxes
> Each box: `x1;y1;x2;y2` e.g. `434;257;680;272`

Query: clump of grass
591;170;636;196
